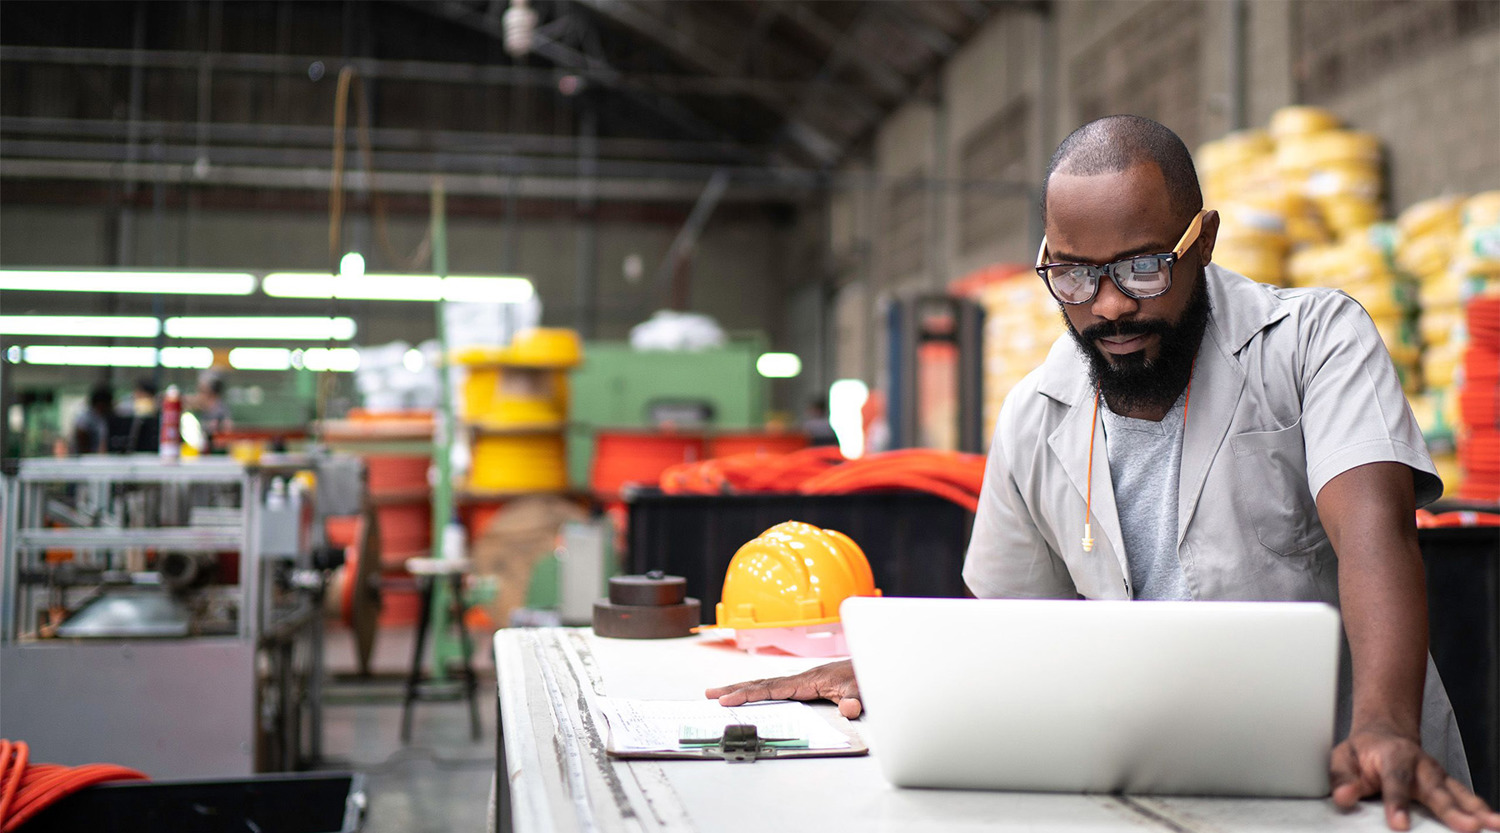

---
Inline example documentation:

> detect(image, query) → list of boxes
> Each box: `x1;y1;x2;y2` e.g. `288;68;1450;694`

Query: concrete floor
317;623;498;833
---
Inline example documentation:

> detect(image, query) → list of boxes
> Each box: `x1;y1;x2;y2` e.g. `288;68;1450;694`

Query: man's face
1043;163;1219;412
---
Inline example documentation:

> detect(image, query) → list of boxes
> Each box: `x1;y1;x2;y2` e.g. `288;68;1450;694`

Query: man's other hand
704;659;863;718
1331;727;1500;832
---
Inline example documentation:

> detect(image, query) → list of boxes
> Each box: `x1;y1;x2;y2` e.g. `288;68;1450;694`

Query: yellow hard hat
714;521;881;630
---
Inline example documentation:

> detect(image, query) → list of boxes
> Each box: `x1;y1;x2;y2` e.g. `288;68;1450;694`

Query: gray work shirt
962;264;1469;783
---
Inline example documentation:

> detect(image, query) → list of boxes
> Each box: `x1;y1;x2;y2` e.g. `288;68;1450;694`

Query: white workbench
494;628;1441;832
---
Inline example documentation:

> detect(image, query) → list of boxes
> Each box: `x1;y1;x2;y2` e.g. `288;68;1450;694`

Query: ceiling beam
0;157;821;204
0;43;875;102
777;3;910;100
569;0;847;166
1;115;764;164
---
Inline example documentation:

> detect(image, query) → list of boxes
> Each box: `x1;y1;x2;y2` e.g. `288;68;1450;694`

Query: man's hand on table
1331;725;1500;832
705;659;863;718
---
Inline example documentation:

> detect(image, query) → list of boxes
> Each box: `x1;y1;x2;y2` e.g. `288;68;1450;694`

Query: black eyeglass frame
1034;209;1209;305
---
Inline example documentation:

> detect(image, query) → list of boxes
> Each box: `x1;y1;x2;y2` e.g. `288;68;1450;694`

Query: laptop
840;596;1341;797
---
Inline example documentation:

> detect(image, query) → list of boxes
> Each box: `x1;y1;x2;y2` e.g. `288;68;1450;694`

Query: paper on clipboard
597;698;853;753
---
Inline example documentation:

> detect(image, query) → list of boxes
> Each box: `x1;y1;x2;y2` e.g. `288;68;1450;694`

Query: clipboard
605;723;869;763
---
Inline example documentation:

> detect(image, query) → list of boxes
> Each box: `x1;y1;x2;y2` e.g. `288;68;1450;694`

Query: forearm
1338;538;1428;736
1320;462;1428;738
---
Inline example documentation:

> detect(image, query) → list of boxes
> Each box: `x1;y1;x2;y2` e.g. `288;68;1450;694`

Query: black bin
626;490;974;624
1422;524;1500;808
27;772;365;833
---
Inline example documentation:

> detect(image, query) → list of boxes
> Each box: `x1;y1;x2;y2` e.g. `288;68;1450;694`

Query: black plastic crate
26;771;365;833
1422;525;1500;807
626;490;974;624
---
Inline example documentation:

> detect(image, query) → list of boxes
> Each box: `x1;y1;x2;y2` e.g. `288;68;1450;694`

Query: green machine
565;336;770;488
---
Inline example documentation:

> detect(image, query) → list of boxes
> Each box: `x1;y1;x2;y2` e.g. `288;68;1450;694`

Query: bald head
1042;115;1202;226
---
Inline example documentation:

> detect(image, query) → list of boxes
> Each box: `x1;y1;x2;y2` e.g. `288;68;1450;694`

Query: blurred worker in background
117;378;160;454
801;396;838;447
70;383;113;455
710;116;1498;833
191;371;232;449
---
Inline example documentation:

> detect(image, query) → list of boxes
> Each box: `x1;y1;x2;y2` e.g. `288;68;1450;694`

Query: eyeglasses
1035;210;1208;305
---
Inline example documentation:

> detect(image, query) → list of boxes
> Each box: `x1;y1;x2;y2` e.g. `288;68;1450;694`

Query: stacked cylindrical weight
592;573;701;639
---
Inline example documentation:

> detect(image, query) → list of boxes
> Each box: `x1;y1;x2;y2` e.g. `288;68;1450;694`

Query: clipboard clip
679;723;803;763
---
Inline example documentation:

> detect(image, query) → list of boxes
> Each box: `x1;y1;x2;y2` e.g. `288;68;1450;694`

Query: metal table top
494;628;1440;833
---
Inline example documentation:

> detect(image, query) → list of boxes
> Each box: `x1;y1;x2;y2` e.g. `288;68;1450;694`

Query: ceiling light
228;347;293;371
16;345;212;369
165;316;356;340
756;352;802;379
301;347;360;372
0;270;256;296
442;276;535;303
339;252;365;280
261;273;533;303
0;315;160;338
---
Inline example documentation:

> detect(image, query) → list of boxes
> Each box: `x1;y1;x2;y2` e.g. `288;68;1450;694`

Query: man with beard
708;116;1499;832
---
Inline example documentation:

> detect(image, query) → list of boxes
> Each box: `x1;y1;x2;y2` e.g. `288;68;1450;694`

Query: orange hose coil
0;739;148;831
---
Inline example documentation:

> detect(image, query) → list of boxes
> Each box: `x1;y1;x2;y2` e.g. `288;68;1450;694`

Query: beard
1063;268;1211;414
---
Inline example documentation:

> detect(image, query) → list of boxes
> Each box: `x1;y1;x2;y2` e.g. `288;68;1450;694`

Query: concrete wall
822;0;1500;406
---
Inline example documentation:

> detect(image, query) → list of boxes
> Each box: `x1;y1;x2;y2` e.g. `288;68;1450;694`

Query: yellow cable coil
1397;195;1466;240
1198;129;1275;175
1275;131;1381;174
1269;106;1343;140
1422;342;1465;389
1419;308;1466;349
1453;224;1500;278
1397;231;1459;280
1464;191;1500;227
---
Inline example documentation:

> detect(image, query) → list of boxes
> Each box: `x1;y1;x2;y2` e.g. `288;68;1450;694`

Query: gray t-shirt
1101;394;1190;600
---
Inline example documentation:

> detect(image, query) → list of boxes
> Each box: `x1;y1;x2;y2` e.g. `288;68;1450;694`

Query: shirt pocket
1228;421;1329;557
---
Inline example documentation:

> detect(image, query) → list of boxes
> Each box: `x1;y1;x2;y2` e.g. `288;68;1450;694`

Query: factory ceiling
0;0;1011;207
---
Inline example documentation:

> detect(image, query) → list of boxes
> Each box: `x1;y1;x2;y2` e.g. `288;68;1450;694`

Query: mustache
1078;318;1173;343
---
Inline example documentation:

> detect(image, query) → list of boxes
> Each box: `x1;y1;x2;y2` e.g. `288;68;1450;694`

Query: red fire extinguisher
159;384;182;459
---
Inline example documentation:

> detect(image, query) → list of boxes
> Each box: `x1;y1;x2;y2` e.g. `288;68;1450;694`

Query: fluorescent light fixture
443;276;535;303
15;345;212;369
261;272;533;303
0;269;255;296
300;347;360;372
166;316;356;341
0;315;161;338
829;378;870;459
229;347;293;371
756;352;802;379
340;252;366;280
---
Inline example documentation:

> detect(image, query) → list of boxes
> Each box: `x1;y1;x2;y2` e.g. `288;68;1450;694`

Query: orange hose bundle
0;739;148;831
798;450;988;513
660;447;988;513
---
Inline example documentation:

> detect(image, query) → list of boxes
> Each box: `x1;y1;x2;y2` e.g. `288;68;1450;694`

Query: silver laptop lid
841;597;1341;797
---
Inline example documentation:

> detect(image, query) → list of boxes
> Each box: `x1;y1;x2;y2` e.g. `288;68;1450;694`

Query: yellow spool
1313;195;1381;237
1397;195;1466;240
1269;106;1342;139
1198;130;1274;174
1276;131;1381;173
1464;191;1500;227
469;432;568;492
1397;232;1458;279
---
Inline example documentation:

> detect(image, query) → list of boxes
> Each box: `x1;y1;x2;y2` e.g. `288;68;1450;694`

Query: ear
1197;209;1220;266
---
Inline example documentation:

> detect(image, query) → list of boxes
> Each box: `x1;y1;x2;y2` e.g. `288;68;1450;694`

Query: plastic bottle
159;385;182;460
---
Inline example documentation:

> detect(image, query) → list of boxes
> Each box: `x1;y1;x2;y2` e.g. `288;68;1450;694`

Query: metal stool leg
400;575;436;743
451;572;481;740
